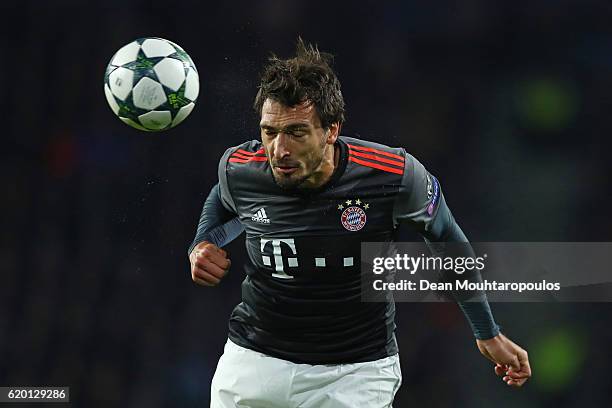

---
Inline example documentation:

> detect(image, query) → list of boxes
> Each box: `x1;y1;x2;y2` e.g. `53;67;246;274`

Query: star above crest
337;198;370;211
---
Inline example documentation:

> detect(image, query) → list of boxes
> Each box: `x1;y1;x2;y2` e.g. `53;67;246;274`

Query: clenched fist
189;241;232;286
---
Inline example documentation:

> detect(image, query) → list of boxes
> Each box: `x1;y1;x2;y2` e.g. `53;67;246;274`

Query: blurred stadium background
1;1;611;407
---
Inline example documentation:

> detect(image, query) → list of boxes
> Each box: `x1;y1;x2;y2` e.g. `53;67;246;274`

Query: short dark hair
253;38;345;129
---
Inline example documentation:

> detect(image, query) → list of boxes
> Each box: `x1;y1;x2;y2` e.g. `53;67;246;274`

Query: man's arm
188;145;243;255
393;152;531;387
187;183;244;255
187;184;242;286
419;183;531;387
188;147;245;287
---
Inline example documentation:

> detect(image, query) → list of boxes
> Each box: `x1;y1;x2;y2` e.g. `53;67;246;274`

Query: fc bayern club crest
337;198;370;231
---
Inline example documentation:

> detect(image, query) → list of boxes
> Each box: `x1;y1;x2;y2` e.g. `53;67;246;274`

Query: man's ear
326;122;341;144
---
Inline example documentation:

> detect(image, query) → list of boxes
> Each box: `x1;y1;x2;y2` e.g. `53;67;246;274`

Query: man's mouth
275;165;299;175
274;163;300;176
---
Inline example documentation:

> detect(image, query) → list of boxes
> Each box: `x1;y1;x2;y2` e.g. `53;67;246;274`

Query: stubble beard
270;135;329;190
271;151;325;190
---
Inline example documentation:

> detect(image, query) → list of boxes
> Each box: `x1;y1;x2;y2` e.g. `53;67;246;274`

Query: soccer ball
104;37;199;131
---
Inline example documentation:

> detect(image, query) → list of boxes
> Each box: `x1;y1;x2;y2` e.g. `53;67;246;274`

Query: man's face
259;99;332;189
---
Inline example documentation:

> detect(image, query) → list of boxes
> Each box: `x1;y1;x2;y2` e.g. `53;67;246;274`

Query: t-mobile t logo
260;238;298;279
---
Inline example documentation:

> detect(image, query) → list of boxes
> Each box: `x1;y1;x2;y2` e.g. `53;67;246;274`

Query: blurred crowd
1;1;611;407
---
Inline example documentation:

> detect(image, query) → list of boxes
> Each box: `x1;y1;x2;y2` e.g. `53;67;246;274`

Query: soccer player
188;39;531;407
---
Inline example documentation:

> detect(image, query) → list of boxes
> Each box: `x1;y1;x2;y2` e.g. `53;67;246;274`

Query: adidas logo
251;208;270;224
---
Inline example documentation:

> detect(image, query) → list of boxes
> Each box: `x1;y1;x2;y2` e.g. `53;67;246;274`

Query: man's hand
189;241;231;286
476;333;531;388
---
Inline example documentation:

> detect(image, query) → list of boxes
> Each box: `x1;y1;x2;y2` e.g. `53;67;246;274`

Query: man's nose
273;133;291;159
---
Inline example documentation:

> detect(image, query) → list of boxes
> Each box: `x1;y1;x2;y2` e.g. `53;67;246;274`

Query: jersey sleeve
218;146;238;214
393;152;467;242
187;184;243;254
187;149;244;255
392;152;443;235
393;152;501;340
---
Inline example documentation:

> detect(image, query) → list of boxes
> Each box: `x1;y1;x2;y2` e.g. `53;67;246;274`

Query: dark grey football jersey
217;135;441;364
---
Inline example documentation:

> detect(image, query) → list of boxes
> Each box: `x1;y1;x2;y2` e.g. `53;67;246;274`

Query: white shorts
210;338;402;408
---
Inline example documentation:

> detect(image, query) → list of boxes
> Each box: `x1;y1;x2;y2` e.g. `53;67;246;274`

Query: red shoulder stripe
236;148;265;156
229;156;268;164
346;144;405;162
349;156;404;175
348;149;404;168
231;151;257;160
229;146;267;164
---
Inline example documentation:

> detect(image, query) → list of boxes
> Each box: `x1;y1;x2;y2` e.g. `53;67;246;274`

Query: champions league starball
104;37;199;131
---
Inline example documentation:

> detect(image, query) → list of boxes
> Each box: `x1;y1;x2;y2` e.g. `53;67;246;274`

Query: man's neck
333;141;340;168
